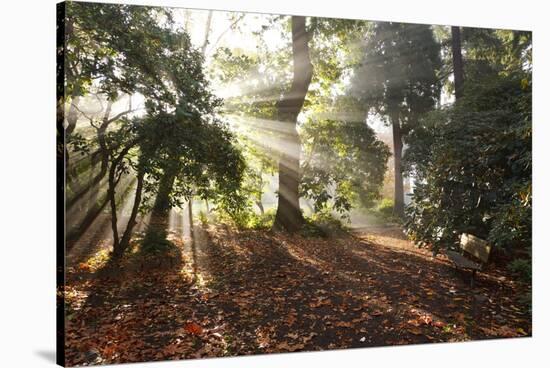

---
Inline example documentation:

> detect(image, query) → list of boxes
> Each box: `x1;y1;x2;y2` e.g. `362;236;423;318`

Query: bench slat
446;250;482;271
460;234;491;263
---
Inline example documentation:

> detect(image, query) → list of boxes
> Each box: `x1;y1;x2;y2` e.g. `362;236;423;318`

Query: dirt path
64;225;531;366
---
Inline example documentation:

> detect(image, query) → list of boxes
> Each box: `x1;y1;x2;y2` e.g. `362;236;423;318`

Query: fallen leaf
184;322;203;335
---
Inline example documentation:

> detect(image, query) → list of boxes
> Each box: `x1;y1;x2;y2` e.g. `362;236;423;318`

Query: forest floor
64;223;532;366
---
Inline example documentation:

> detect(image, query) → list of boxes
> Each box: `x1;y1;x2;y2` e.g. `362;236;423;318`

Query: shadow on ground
63;224;531;365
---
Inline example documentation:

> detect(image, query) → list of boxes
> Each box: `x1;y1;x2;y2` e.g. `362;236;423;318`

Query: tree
209;17;388;224
403;28;532;253
403;72;531;253
273;16;313;231
64;2;247;256
350;22;442;217
451;26;465;99
301;117;389;215
63;2;183;244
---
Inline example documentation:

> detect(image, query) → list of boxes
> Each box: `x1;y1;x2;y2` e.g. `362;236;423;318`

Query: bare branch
209;14;245;54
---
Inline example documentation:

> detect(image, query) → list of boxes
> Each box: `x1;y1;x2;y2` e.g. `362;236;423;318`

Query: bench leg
470;269;476;288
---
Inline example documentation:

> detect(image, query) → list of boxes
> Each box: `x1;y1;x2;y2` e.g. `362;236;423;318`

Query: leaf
78;262;91;271
407;327;423;335
184;322;203;335
275;341;305;352
419;315;433;325
334;321;353;328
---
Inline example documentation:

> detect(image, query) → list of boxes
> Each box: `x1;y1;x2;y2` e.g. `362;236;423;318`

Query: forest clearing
57;1;532;365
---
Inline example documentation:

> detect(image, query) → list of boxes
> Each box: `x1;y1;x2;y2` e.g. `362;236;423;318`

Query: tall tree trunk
390;109;404;217
148;167;177;235
451;26;465;100
188;197;194;232
273;16;313;232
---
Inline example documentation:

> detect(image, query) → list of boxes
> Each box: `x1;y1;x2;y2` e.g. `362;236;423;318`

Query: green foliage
209;46;291;119
66;2;248;251
507;258;531;283
247;209;277;230
140;228;177;255
376;198;395;217
65;2;187;101
350;22;442;130
371;198;400;221
301;119;390;214
301;209;348;238
403;72;531;252
461;28;532;80
198;211;209;227
214;207;276;230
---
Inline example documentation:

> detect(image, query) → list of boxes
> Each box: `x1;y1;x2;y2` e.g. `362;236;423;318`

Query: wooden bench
445;233;492;287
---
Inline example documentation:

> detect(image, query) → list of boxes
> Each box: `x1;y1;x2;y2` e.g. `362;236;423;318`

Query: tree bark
107;140;138;252
188;197;194;232
256;200;265;215
390;109;405;217
273;16;313;232
116;169;145;255
65;94;80;136
200;11;213;56
451;26;465;100
148;167;177;235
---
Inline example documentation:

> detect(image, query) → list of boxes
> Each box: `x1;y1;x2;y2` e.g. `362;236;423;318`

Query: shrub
403;74;531;254
302;209;348;238
376;198;394;218
247;209;276;230
214;207;275;230
507;258;531;283
140;228;177;254
198;211;209;227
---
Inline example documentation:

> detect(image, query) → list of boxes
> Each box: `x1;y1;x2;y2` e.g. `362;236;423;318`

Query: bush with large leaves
403;73;531;253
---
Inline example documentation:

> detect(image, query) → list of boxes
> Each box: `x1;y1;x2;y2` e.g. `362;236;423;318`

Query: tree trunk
273;16;313;232
107;140;138;252
451;26;465;100
65;94;80;136
188;197;194;232
201;11;213;56
256;200;265;215
67;100;128;210
390;109;405;217
116;169;145;255
148;167;177;235
87;152;101;210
